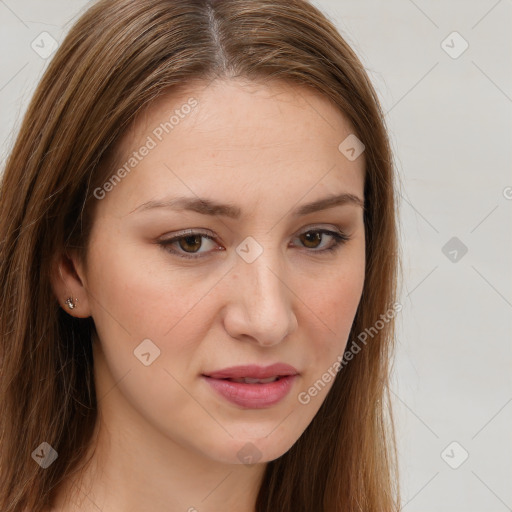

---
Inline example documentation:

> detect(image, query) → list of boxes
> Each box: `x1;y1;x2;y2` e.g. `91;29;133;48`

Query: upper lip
203;363;299;380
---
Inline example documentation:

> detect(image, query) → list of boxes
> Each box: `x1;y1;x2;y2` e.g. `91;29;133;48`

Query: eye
157;227;351;260
293;229;350;253
158;230;221;260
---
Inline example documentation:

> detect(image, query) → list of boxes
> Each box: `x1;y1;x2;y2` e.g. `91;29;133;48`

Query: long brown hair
0;0;401;510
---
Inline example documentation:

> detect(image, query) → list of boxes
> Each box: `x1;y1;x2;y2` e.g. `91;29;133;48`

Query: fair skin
50;78;366;512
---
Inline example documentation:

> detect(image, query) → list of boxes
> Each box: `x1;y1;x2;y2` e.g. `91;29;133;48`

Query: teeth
230;376;279;384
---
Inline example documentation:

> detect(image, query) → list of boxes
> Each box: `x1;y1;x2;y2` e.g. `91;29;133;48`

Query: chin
199;425;302;466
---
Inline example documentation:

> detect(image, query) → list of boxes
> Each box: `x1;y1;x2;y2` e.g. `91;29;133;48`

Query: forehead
119;77;360;159
99;78;365;216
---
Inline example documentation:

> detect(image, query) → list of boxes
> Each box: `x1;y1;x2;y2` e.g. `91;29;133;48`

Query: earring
65;297;78;310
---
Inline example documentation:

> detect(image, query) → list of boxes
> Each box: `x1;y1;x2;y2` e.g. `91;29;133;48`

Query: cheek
86;233;205;340
314;270;364;323
85;237;212;420
85;234;223;398
299;257;365;367
306;251;365;324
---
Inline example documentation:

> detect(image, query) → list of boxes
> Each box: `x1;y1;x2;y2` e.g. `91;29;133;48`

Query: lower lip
202;375;297;409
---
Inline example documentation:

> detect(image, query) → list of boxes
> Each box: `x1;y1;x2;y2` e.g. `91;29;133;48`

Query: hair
0;0;401;510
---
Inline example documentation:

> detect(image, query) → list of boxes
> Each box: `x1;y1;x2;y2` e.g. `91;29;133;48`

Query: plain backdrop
1;1;511;510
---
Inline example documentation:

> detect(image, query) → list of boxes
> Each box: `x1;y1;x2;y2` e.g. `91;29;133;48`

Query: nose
222;250;298;347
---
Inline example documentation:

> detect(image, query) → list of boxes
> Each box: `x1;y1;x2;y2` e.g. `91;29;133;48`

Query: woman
0;0;401;510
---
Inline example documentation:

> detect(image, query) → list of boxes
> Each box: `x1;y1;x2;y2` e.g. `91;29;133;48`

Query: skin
50;78;366;512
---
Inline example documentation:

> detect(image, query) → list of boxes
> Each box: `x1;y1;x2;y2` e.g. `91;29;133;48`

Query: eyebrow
129;192;364;218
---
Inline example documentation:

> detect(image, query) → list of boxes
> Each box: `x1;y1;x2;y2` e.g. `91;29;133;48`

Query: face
72;78;365;465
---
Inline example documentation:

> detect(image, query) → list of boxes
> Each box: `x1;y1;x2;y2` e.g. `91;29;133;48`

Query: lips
202;363;299;409
203;363;299;380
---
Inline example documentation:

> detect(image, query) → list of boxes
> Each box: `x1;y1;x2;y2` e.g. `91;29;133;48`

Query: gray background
1;1;511;510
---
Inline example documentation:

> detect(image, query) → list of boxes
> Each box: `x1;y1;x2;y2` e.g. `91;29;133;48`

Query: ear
50;249;92;318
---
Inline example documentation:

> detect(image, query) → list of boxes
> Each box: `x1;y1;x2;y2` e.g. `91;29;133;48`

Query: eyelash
157;228;351;260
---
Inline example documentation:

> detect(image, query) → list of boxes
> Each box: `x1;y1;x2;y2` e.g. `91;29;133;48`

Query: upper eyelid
162;224;346;239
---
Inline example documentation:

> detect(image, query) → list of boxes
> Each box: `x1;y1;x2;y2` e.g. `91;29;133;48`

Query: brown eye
158;231;220;259
178;235;203;253
294;229;350;254
300;231;322;249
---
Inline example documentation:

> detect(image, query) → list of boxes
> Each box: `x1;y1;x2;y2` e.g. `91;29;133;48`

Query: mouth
202;363;299;380
218;376;284;384
201;364;299;409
